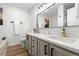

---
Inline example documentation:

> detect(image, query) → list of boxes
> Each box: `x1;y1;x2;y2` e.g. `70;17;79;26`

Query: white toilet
20;38;26;48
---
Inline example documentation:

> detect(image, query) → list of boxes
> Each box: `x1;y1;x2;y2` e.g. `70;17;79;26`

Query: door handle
51;48;54;56
44;45;47;55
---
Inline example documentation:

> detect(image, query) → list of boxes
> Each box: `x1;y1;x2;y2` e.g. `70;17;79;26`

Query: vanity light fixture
20;22;22;24
11;21;14;23
38;3;47;9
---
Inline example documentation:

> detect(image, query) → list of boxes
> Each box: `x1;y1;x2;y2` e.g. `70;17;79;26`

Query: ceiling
8;3;37;11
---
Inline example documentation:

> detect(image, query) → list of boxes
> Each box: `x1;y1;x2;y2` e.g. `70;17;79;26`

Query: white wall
29;6;36;32
29;4;40;32
0;4;30;46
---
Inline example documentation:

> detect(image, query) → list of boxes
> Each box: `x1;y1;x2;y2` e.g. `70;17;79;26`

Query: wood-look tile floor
5;44;30;56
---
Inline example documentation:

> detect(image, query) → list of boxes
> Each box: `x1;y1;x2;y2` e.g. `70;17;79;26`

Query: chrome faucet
60;27;66;37
33;28;39;33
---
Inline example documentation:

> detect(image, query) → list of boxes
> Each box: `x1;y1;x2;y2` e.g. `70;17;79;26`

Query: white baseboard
8;42;21;47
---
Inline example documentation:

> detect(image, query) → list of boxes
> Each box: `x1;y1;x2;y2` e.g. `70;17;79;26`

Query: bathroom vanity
25;3;79;56
26;33;79;56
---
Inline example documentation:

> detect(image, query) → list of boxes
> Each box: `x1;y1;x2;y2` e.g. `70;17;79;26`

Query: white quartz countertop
27;33;79;55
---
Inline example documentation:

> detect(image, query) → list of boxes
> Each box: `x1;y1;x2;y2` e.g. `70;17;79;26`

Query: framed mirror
37;3;65;28
37;3;79;28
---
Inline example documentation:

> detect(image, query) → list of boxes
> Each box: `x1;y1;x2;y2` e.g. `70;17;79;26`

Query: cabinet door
49;44;77;56
53;46;76;56
49;44;66;56
53;50;65;56
49;44;55;56
38;40;49;56
49;45;65;56
28;35;32;55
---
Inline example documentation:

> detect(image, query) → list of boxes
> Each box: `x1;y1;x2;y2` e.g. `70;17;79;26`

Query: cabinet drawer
54;46;76;56
32;37;37;45
32;44;38;54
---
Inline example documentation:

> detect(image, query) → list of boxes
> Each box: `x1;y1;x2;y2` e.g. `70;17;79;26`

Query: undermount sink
47;36;76;43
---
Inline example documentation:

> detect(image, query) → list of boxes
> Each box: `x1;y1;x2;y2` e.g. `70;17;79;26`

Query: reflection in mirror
37;4;59;28
64;3;79;26
37;3;79;28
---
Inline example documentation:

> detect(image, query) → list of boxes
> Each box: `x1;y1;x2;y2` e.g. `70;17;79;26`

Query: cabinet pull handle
33;45;34;48
51;48;54;56
44;45;47;55
27;36;28;40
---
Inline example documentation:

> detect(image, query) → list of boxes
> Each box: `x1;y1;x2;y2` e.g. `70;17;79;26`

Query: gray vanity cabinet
38;40;49;56
28;35;32;55
26;34;77;56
